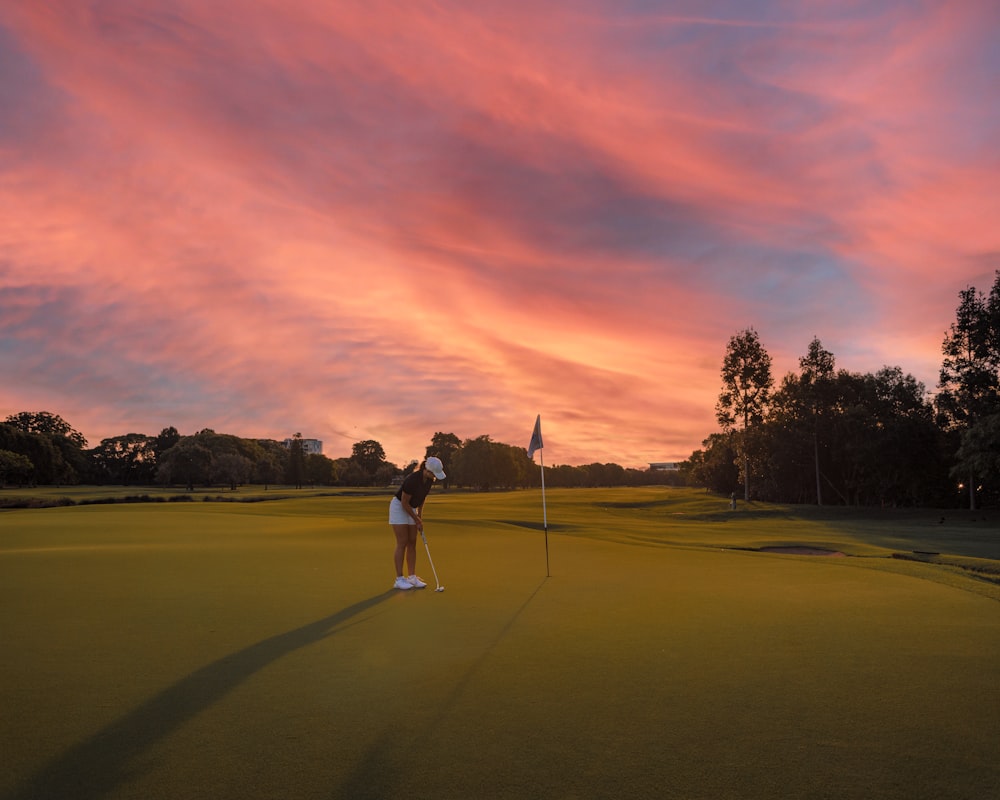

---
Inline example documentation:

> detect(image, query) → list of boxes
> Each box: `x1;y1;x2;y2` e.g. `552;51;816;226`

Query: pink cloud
1;1;997;467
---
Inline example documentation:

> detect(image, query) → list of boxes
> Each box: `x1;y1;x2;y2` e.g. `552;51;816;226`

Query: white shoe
393;576;413;590
408;575;427;589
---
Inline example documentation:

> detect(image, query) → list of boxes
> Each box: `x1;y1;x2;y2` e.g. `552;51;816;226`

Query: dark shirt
395;471;434;509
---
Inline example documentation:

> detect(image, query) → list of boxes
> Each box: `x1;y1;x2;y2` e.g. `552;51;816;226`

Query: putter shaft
419;528;443;591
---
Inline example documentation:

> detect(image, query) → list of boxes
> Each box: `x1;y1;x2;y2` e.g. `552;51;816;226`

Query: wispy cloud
1;0;997;465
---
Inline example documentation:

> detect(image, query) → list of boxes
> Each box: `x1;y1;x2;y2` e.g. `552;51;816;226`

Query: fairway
1;488;998;800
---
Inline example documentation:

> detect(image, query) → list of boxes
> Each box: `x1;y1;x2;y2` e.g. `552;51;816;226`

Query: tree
2;413;86;484
716;328;773;501
489;442;520;488
212;453;253;492
862;367;940;507
798;338;835;504
426;432;461;488
338;459;371;487
546;463;585;488
350;439;386;482
580;462;626;487
91;434;156;485
155;440;213;490
253;439;288;489
373;461;399;487
4;411;87;449
214;452;253;490
766;339;838;504
452;435;517;491
255;451;283;490
937;272;1000;509
512;446;537;488
0;449;33;487
305;453;339;486
681;434;739;494
154;426;181;458
953;413;1000;504
0;423;73;485
800;367;943;507
164;429;267;489
287;433;306;488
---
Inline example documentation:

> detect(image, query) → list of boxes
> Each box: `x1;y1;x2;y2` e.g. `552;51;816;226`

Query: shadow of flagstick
3;591;395;800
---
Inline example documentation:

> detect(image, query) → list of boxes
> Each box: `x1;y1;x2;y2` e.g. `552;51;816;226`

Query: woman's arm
400;491;423;528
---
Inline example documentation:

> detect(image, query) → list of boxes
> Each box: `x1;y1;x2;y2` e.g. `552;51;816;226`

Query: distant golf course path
2;487;997;799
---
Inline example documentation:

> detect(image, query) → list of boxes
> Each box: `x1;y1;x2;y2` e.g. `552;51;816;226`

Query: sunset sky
1;1;998;469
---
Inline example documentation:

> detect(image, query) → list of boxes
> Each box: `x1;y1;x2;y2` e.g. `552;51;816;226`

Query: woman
389;456;446;590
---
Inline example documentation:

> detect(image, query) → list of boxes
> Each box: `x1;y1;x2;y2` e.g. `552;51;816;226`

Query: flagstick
540;448;549;577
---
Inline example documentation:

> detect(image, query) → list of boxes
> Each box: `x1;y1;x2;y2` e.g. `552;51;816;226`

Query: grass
1;487;998;799
0;484;391;509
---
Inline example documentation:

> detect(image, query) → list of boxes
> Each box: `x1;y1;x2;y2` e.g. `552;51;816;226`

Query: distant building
283;438;323;455
649;461;681;471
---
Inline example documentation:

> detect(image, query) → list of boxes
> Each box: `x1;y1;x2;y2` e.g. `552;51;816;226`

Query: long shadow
331;579;549;800
4;591;394;800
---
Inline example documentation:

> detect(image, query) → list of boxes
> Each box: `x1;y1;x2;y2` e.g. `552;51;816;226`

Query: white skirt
388;497;416;525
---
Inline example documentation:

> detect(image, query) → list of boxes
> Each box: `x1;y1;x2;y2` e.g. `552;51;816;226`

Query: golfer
389;456;446;590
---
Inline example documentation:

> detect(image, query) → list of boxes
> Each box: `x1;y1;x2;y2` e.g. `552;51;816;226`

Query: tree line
0;419;672;492
682;271;1000;509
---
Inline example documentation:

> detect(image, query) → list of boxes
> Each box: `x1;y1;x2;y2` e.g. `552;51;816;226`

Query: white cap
425;456;446;480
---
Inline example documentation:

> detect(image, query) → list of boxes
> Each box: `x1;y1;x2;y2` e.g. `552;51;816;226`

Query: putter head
435;586;445;592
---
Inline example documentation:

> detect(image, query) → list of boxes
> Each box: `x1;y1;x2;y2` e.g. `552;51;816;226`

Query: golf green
1;489;997;799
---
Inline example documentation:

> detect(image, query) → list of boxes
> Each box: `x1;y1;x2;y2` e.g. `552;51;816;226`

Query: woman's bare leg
405;527;418;575
392;524;411;577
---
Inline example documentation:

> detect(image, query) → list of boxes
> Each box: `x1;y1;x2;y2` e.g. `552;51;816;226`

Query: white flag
527;415;543;459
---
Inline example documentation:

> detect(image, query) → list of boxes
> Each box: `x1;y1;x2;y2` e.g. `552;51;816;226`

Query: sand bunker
758;546;846;557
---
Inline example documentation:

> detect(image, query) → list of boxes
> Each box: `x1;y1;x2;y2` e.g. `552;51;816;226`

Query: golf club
419;527;444;592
